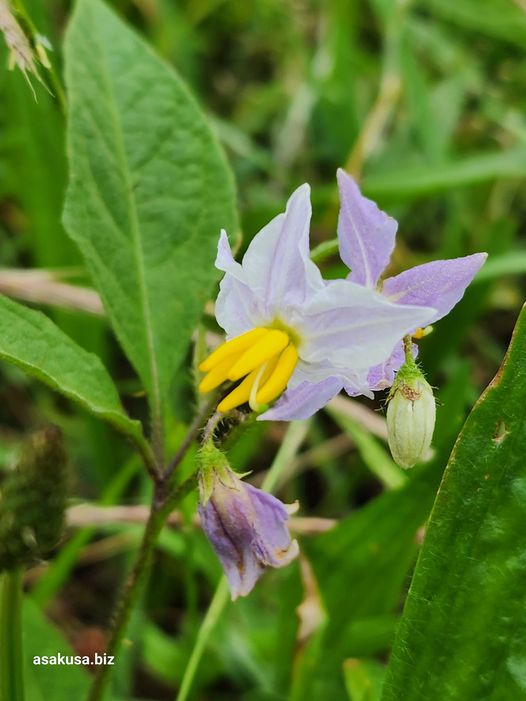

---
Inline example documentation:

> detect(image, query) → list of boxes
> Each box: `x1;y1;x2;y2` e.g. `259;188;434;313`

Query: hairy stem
0;568;24;701
86;473;198;701
86;492;163;701
164;397;216;480
403;334;415;363
134;433;161;485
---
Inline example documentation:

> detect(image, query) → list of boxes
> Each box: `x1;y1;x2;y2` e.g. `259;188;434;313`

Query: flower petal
198;500;264;600
215;229;245;281
244;483;299;566
215;230;263;337
337;168;397;288
258;377;344;421
199;468;298;598
381;253;487;324
296;279;436;370
365;341;417;391
225;185;324;319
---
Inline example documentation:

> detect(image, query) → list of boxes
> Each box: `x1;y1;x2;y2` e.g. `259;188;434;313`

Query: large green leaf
0;295;144;448
382;304;526;701
63;0;237;420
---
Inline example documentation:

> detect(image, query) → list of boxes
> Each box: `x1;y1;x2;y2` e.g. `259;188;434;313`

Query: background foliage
1;0;525;700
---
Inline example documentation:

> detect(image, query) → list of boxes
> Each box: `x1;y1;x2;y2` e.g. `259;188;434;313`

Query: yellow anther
199;327;269;373
413;325;434;340
198;356;238;394
217;358;277;413
217;374;255;413
228;330;289;381
256;344;299;405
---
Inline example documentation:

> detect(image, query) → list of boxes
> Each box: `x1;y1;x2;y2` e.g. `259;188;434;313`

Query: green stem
86;474;198;701
44;63;67;116
133;432;160;485
0;568;25;701
175;421;306;701
175;579;230;701
164;398;216;481
86;495;163;701
403;334;415;364
310;238;339;265
150;398;165;475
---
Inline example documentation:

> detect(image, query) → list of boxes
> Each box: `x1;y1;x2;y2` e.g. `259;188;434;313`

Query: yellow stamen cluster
198;327;299;413
413;325;434;340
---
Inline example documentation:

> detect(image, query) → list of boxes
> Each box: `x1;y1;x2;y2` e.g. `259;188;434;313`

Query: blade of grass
0;569;24;701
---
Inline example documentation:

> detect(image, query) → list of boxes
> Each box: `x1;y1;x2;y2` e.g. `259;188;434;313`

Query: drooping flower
198;184;436;420
263;171;487;420
198;444;299;599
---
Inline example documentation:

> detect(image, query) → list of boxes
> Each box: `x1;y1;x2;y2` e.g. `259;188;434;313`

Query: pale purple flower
198;464;299;599
264;171;486;420
211;183;435;420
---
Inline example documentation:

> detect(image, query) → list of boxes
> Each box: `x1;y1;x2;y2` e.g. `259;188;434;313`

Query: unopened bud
387;367;436;469
0;425;68;571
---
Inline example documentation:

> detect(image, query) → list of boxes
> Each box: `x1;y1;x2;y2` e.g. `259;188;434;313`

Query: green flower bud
387;367;436;469
0;425;68;571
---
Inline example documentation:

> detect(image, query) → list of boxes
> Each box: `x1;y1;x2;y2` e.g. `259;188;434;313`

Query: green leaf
0;294;145;450
382;304;526;701
22;597;89;701
363;149;526;200
63;0;237;420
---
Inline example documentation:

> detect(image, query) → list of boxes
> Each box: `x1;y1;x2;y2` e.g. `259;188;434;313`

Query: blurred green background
1;0;525;699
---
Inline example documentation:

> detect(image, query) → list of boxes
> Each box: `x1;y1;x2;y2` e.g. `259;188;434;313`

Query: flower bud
0;425;68;571
387;369;436;469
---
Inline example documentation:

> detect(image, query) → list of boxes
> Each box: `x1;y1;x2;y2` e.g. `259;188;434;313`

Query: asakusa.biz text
33;653;114;666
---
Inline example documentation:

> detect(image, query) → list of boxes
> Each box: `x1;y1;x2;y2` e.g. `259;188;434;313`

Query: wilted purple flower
264;171;487;420
198;459;299;599
198;184;435;420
